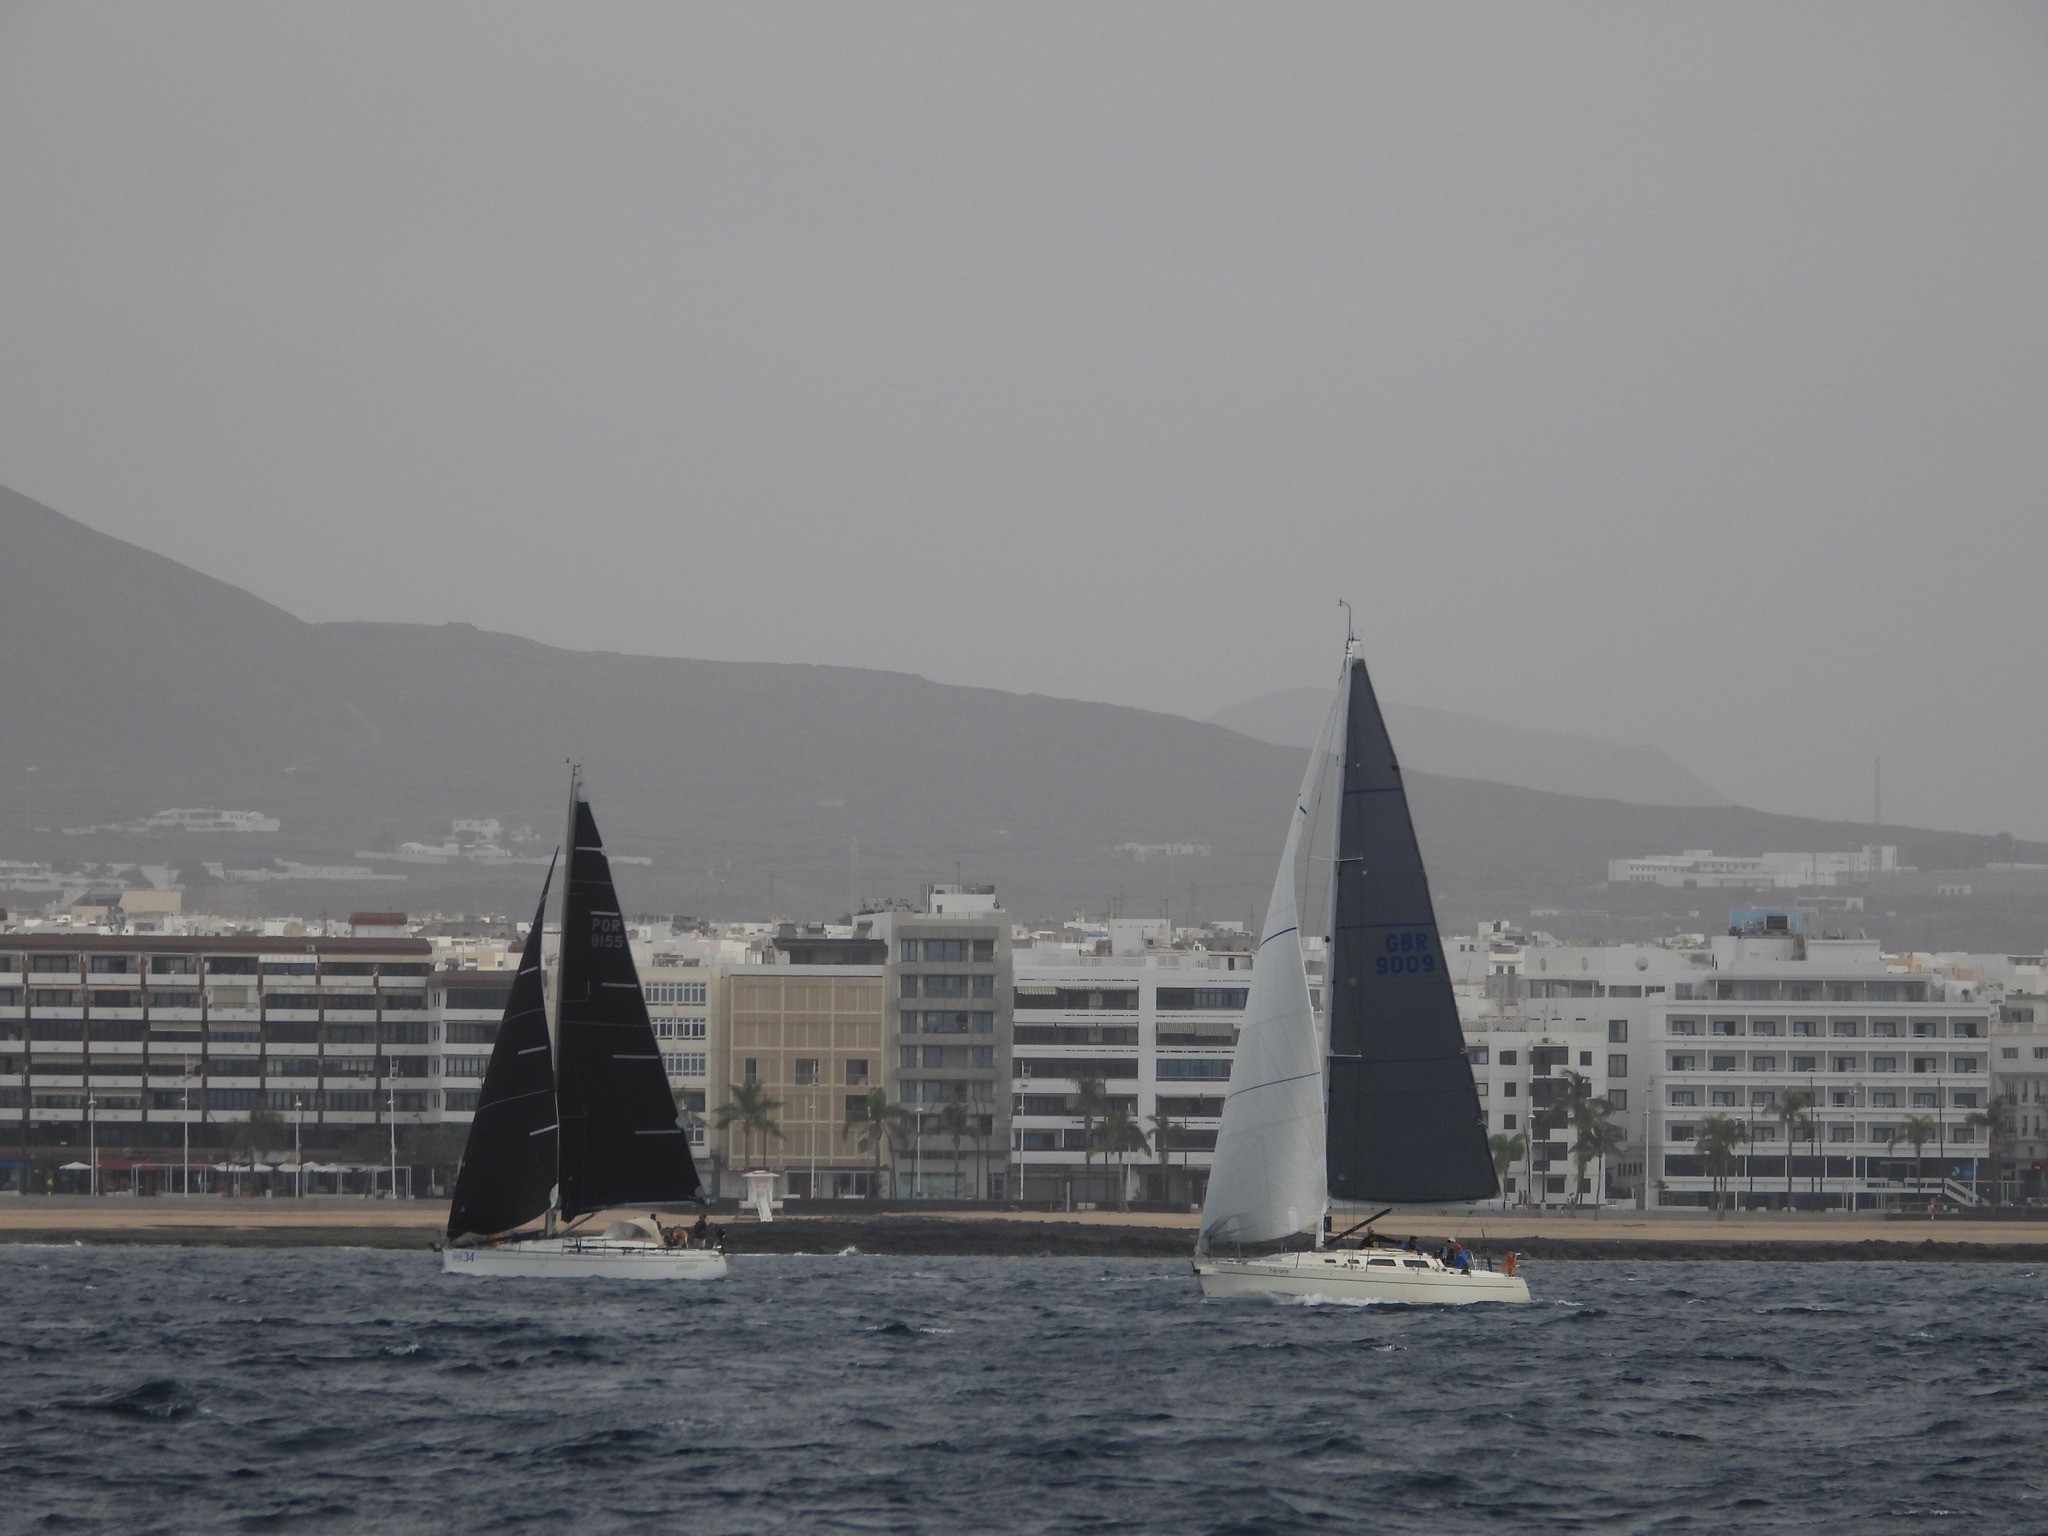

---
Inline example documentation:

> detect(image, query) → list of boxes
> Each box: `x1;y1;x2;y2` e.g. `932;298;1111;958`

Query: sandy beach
5;1198;2047;1259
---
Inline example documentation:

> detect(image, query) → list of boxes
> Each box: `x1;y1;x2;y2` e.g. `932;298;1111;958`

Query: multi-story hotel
1009;918;1254;1208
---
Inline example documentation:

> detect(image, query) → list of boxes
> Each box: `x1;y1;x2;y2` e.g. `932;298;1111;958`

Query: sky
2;4;2045;837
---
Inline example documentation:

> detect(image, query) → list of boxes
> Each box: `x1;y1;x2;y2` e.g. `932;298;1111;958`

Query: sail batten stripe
1224;1069;1320;1100
1258;925;1298;950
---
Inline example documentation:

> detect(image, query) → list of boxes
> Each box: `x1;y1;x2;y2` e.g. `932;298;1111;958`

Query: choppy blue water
3;1249;2045;1534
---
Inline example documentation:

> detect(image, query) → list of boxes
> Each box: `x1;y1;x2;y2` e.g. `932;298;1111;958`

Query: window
30;989;78;1008
1913;1020;1940;1038
1608;1089;1627;1111
792;1059;819;1086
1751;1090;1776;1108
1832;1056;1858;1073
1155;1059;1232;1080
1157;988;1250;1010
972;939;995;962
1607;1054;1627;1078
1475;1082;1489;1097
1910;1090;1937;1108
971;1012;994;1033
1669;1053;1697;1071
1502;1081;1517;1098
1911;1057;1939;1074
922;975;968;999
2036;1048;2048;1061
1953;1056;1981;1074
2002;1047;2019;1059
1952;1019;1980;1039
646;982;707;1006
1501;1113;1516;1130
1711;1055;1738;1072
1667;1123;1696;1142
1669;1088;1698;1106
845;1059;869;1086
1791;1055;1817;1073
1832;1021;1860;1037
922;1046;944;1068
30;955;78;974
971;1046;994;1069
900;976;919;999
899;1046;919;1070
1830;1090;1855;1107
1871;1056;1897;1073
1871;1090;1897;1108
1752;1020;1780;1037
1468;1046;1489;1066
1669;1019;1699;1036
971;974;995;998
1498;1050;1518;1066
1791;1020;1819;1037
1751;1055;1779;1072
923;940;968;963
1608;1020;1628;1043
1579;1051;1593;1067
1711;1019;1741;1036
743;1058;758;1084
1711;1089;1738;1107
1830;1124;1854;1142
1871;1021;1899;1038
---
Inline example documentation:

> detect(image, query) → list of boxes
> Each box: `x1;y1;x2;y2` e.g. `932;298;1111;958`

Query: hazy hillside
4;484;2043;944
1210;687;1729;807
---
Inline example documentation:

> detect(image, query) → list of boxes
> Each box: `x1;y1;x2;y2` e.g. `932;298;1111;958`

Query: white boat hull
1195;1249;1529;1305
442;1237;728;1280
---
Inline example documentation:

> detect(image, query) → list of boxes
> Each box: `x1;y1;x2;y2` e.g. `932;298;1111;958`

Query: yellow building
717;958;886;1199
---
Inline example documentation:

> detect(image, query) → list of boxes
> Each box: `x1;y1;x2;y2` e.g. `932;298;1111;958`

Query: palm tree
1575;1117;1628;1216
1694;1114;1748;1218
1147;1112;1180;1206
1966;1098;2013;1204
937;1102;974;1200
713;1082;783;1170
1900;1113;1939;1203
841;1087;912;1198
228;1105;286;1188
1489;1132;1526;1209
1775;1089;1814;1210
1093;1107;1150;1212
1072;1076;1110;1205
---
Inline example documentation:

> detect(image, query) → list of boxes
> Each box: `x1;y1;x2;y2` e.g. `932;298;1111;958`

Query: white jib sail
1197;699;1338;1252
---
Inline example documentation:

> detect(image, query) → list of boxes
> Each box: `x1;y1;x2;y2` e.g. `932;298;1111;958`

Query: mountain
4;483;2042;945
1209;688;1729;808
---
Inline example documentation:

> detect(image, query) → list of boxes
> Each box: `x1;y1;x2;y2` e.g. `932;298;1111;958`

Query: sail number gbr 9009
1374;930;1436;975
591;913;628;950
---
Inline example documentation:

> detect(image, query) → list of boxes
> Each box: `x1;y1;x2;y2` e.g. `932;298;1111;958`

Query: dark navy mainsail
1324;656;1498;1203
447;867;561;1238
554;796;702;1218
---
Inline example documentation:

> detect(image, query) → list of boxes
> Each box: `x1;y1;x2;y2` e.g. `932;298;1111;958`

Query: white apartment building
1608;847;1899;889
1010;929;1255;1208
1458;910;1997;1210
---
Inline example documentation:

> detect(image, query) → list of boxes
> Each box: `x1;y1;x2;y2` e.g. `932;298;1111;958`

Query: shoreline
4;1203;2048;1260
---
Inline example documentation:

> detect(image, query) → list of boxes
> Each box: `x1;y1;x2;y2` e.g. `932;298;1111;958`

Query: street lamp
87;1095;97;1198
387;1093;398;1200
181;1064;195;1197
293;1095;303;1200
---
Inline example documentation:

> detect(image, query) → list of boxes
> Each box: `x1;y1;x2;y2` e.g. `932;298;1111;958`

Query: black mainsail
1324;655;1498;1204
447;867;561;1239
554;794;702;1218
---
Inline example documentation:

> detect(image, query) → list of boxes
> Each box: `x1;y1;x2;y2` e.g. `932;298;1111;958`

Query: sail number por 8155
1375;931;1435;975
591;914;628;950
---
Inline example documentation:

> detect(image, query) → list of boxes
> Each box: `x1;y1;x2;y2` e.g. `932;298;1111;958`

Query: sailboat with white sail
442;768;725;1280
1193;632;1528;1304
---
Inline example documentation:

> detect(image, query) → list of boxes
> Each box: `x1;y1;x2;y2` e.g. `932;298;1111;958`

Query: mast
544;763;580;1232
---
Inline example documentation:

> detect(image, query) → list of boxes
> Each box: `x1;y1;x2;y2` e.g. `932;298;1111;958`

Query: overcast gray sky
2;4;2044;836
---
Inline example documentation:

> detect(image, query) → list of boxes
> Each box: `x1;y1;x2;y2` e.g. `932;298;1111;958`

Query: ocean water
3;1249;2045;1534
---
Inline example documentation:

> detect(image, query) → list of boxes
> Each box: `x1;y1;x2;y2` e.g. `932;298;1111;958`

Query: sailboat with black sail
443;768;725;1279
1193;633;1528;1304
